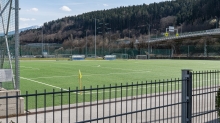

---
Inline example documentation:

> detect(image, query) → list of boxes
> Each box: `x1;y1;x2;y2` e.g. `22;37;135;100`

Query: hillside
19;0;220;54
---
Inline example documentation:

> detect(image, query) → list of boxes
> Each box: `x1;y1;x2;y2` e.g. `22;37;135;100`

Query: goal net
72;55;85;60
87;54;96;58
0;0;17;90
112;53;128;60
136;55;148;60
104;55;116;60
55;54;72;61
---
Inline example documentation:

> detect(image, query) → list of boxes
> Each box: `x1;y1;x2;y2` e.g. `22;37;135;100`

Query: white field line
82;79;219;94
28;71;151;79
52;62;152;72
20;66;40;70
21;75;220;95
20;77;69;91
21;75;177;94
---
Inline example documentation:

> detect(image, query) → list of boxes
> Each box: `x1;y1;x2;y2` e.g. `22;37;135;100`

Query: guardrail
148;28;220;43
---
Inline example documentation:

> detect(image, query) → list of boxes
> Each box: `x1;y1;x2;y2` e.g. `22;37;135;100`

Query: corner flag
78;70;82;95
79;70;82;79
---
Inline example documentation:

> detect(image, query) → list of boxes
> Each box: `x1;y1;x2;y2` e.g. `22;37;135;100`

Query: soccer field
20;59;220;94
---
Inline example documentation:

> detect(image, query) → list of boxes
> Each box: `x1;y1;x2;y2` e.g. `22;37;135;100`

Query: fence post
182;69;192;123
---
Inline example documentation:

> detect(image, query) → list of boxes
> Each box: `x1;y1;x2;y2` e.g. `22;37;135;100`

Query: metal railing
149;28;220;43
0;70;219;123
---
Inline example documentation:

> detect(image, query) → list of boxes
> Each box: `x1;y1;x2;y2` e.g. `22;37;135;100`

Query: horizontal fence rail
0;70;219;122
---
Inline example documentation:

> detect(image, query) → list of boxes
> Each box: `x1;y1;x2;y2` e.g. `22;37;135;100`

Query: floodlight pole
95;18;97;59
148;24;151;59
86;30;87;57
42;25;44;56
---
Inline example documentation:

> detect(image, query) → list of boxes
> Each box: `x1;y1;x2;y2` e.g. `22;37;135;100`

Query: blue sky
20;0;166;28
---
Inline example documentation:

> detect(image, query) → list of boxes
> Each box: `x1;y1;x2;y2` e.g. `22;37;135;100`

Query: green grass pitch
20;59;220;93
19;59;220;109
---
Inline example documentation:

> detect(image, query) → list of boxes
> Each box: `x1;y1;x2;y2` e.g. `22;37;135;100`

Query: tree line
19;0;220;54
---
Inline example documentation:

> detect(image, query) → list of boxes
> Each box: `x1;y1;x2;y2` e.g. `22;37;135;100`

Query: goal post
136;55;148;60
104;55;116;60
0;0;18;90
112;53;128;60
55;54;72;61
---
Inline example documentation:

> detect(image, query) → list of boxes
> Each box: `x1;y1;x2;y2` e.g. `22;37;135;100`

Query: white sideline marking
53;62;152;72
20;77;69;91
20;76;218;95
20;66;40;70
29;71;151;79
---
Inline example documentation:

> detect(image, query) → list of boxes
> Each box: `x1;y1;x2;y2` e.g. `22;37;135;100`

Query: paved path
0;87;218;123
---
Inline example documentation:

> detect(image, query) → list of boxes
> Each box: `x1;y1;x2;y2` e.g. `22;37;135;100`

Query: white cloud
60;6;71;12
31;8;38;12
27;8;39;12
103;4;109;7
20;18;36;21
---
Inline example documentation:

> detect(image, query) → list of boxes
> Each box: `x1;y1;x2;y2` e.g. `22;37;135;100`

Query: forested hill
20;0;220;45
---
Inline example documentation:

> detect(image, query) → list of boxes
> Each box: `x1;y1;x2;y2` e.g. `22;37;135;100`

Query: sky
20;0;166;28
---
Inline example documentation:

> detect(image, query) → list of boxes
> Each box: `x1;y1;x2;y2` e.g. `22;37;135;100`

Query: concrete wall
0;89;24;117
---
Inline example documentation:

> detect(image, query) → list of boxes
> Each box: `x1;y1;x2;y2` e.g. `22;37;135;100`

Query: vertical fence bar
146;81;148;123
141;81;143;123
83;86;85;122
126;83;128;123
35;90;37;123
158;80;160;122
90;86;92;123
131;82;133;123
206;71;208;122
26;91;28;123
194;71;197;123
16;91;19;123
115;84;117;123
6;92;8;123
181;69;192;123
171;79;173;123
150;80;152;123
61;89;63;123
121;83;123;123
76;87;78;123
109;84;111;123
97;85;99;123
44;89;46;123
155;80;157;122
163;80;165;123
166;79;168;123
209;71;212;121
216;71;219;121
174;79;176;123
136;82;138;123
199;71;201;123
103;85;105;123
53;89;55;123
68;87;71;123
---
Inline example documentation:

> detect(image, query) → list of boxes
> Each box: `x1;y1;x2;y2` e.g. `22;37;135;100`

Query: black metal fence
0;70;219;123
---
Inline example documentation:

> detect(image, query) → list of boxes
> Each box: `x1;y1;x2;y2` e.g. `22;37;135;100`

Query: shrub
216;88;220;119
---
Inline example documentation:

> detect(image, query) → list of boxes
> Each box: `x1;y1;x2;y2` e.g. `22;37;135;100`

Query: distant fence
20;45;220;60
0;70;219;123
